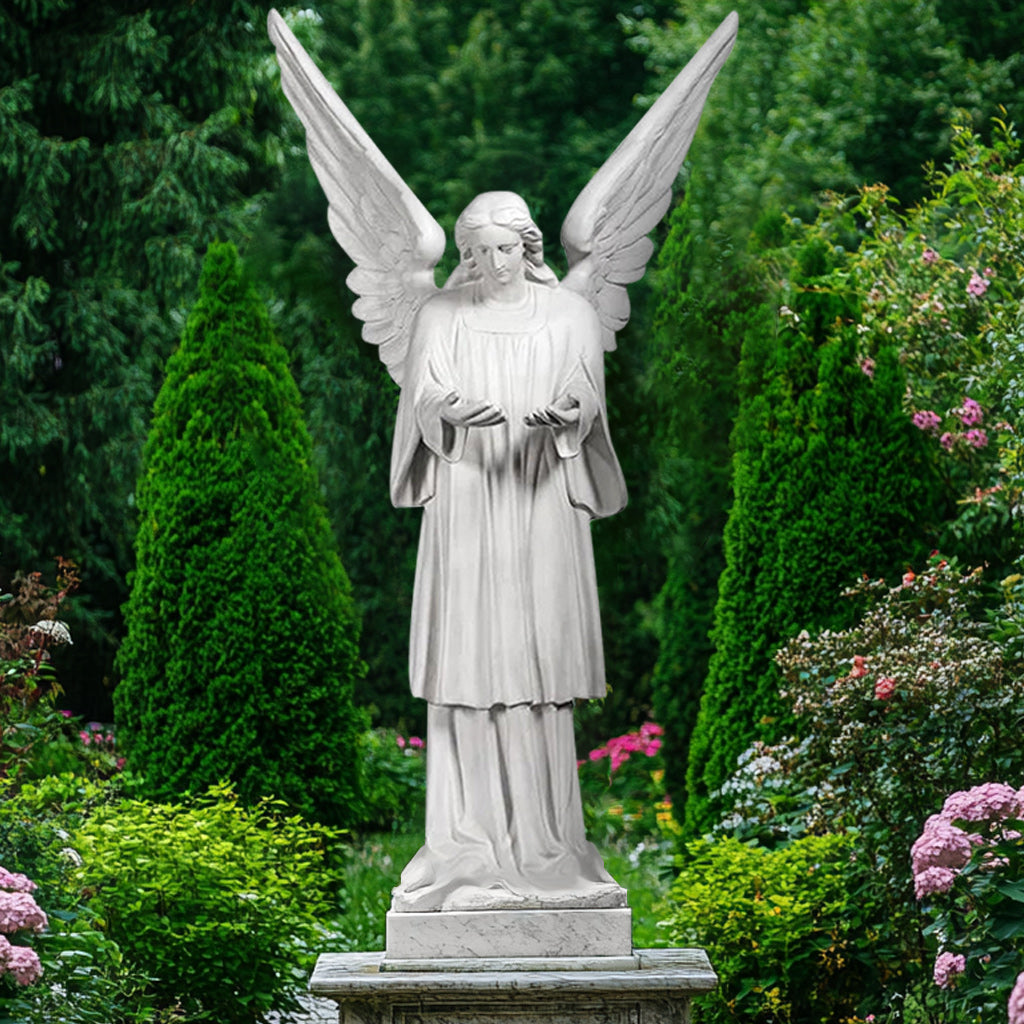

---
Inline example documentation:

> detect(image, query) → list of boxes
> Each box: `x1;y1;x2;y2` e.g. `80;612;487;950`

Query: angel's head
452;192;557;291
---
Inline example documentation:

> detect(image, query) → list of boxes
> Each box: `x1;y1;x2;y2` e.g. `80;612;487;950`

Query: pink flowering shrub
933;950;966;988
1010;971;1024;1024
578;723;675;845
911;783;1024;1020
0;865;45;990
826;122;1024;564
0;559;79;784
775;557;1018;845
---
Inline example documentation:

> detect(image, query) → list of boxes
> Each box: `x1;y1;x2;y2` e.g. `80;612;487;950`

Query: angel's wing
268;9;445;387
560;12;738;350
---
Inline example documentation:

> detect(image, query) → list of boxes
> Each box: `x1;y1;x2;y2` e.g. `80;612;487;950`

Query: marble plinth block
385;907;633;961
310;948;717;1024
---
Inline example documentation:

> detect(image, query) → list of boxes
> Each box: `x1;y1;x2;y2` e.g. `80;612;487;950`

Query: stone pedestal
309;948;717;1024
385;907;633;961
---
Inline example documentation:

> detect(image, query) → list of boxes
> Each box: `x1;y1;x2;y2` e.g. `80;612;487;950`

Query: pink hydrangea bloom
965;428;988;448
408;736;424;749
933;951;966;989
395;735;406;749
0;892;48;934
0;868;36;894
942;783;1022;825
967;271;989;296
0;937;43;986
912;410;942;431
1008;971;1024;1024
914;865;956;899
958;398;983;426
874;676;896;700
911;821;972;874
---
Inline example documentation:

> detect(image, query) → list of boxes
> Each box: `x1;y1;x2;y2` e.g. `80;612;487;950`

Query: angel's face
466;224;526;295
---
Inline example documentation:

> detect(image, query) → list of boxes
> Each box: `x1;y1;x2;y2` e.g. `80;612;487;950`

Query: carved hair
448;192;558;288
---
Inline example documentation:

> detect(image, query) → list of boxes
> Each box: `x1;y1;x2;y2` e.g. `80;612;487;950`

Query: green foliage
320;831;423;955
115;242;365;824
0;1;284;709
660;832;877;1024
71;783;345;1024
354;729;426;834
684;209;943;833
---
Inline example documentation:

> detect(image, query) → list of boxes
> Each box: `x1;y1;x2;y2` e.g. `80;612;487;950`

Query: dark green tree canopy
0;0;282;711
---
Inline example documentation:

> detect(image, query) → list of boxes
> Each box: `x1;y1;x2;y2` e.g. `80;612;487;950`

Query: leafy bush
578;722;676;849
0;560;78;785
71;783;345;1024
774;556;1023;879
911;783;1024;1023
659;832;877;1023
355;729;426;834
115;242;366;825
706;555;1024;1016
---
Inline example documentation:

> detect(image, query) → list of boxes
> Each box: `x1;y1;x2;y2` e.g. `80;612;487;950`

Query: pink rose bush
0;864;45;988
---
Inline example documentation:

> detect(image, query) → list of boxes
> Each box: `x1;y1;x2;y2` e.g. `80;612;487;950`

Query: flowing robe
389;281;628;911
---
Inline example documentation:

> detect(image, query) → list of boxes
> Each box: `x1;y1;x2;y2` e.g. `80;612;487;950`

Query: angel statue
268;10;736;914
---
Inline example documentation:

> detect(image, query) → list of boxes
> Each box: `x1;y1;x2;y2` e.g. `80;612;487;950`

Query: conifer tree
647;199;778;802
683;230;945;834
115;242;365;825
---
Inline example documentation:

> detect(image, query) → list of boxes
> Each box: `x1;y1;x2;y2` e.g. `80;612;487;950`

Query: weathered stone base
385;907;633;960
309;948;717;1024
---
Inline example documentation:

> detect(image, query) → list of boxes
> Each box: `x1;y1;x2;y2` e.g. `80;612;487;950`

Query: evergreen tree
115;242;365;825
683;227;946;834
647;199;779;802
0;1;282;712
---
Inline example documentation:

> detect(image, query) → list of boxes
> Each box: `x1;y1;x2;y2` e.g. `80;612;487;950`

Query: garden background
3;0;1024;1021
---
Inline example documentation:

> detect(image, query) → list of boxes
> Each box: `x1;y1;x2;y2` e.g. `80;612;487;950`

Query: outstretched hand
524;394;581;429
441;392;507;428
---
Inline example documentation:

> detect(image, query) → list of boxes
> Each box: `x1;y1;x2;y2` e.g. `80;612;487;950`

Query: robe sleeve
552;302;628;520
390;306;467;508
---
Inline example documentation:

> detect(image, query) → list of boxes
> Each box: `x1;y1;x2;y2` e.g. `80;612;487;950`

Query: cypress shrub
648;199;778;804
115;242;365;825
683;231;945;834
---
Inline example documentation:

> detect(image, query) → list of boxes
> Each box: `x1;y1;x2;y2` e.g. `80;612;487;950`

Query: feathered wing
268;9;445;387
560;12;738;350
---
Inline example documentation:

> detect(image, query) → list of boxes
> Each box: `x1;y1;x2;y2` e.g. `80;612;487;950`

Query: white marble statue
268;9;736;914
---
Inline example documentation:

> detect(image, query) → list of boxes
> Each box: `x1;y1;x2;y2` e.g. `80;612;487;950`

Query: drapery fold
392;703;626;912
